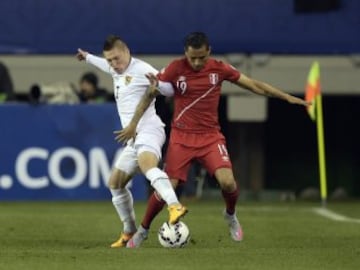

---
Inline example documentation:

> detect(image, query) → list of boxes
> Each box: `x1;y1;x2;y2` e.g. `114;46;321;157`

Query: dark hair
80;72;98;87
184;32;209;50
103;34;127;51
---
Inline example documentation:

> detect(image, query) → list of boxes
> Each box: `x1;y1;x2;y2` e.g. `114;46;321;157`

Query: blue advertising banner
0;104;148;201
1;0;360;54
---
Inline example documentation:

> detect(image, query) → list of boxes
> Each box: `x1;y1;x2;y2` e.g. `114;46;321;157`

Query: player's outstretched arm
76;48;110;74
114;74;160;143
235;73;310;106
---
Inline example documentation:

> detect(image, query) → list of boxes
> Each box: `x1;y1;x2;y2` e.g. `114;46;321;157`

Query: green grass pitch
0;200;359;270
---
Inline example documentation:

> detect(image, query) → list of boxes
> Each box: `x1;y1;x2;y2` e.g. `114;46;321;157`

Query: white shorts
114;126;165;175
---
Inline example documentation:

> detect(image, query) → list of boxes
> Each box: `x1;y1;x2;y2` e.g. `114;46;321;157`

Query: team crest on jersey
209;73;219;85
176;76;187;94
125;75;132;85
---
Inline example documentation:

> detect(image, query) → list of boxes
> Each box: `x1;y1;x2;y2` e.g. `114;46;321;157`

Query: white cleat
126;225;149;248
223;210;243;241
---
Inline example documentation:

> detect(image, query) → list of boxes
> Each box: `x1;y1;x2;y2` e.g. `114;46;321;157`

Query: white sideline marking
240;206;360;224
312;207;360;224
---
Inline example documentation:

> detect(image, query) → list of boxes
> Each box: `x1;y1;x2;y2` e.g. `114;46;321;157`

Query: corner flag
305;61;328;206
305;62;320;121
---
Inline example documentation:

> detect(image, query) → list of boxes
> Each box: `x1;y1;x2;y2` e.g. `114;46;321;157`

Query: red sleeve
221;62;241;83
157;60;179;83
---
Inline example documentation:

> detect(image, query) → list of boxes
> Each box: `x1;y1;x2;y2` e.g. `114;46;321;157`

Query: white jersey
86;54;164;131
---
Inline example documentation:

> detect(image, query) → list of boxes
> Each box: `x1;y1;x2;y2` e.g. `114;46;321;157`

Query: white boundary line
237;206;360;224
312;207;360;224
239;206;360;224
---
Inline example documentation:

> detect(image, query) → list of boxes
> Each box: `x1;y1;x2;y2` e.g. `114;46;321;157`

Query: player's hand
76;48;88;61
145;73;159;88
114;124;137;144
287;95;312;106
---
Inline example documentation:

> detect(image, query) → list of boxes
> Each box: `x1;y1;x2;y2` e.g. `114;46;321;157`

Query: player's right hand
145;73;159;87
114;123;137;144
287;95;311;106
76;48;88;61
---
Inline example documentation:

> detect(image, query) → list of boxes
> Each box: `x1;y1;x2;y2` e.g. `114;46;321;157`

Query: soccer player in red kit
117;32;309;248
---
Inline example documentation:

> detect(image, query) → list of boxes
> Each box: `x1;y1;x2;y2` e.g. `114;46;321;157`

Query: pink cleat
223;210;243;241
126;225;148;248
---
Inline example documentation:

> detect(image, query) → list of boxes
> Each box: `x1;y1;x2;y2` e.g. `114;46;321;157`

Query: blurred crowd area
0;61;113;105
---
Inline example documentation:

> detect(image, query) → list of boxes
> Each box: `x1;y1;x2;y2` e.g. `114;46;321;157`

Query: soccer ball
158;221;190;248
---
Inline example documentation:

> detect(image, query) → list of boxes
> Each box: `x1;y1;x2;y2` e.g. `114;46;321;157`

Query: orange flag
305;62;321;121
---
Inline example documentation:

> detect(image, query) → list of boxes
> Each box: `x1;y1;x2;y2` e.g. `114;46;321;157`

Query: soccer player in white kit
76;35;187;248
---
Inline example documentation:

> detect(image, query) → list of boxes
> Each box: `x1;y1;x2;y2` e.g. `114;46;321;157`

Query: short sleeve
157;61;179;83
222;62;241;82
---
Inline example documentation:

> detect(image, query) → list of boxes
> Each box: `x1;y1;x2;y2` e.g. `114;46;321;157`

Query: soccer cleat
126;225;149;248
110;232;135;248
168;204;188;225
223;210;243;241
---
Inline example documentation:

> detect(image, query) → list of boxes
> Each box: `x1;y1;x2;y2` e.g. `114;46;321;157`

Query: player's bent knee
108;169;132;189
138;151;160;173
219;179;237;192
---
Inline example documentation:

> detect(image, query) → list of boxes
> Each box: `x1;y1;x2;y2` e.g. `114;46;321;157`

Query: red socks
141;192;166;229
221;184;239;215
141;183;239;228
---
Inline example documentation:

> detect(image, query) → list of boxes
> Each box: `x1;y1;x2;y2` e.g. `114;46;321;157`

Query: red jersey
158;57;240;133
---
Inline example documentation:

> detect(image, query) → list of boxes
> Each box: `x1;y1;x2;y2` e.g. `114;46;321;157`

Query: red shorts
164;129;232;182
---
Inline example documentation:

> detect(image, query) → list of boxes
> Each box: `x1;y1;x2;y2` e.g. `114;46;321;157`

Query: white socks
110;167;178;234
111;188;137;234
145;167;179;205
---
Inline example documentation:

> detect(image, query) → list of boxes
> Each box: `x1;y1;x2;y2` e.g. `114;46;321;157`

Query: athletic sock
141;192;166;229
145;167;179;205
221;183;240;215
110;188;137;233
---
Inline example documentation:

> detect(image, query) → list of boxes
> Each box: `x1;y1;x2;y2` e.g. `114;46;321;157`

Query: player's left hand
114;124;136;143
76;48;88;61
287;95;312;106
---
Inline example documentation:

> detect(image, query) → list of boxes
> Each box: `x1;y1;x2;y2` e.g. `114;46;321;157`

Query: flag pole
315;93;327;207
305;61;328;207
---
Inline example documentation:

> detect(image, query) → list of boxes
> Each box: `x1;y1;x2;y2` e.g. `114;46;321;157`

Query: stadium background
0;0;359;200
